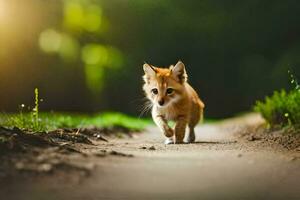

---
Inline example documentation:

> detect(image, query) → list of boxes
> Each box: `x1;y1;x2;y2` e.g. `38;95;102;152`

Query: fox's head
142;61;188;108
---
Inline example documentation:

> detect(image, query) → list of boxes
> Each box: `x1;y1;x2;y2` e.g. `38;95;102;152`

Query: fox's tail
199;99;205;124
199;107;204;124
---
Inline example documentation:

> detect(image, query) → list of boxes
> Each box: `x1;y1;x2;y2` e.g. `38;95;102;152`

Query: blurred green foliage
0;0;300;118
63;0;103;32
38;0;123;93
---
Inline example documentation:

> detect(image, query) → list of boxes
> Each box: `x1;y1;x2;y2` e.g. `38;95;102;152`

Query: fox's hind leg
186;126;196;143
186;105;203;143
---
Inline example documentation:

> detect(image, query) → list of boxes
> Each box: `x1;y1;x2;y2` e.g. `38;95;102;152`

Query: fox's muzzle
158;99;165;106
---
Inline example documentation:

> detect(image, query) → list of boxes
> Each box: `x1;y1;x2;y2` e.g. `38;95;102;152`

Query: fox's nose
158;99;164;106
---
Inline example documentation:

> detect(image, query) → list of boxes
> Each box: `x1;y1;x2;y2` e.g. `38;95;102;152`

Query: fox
142;61;205;144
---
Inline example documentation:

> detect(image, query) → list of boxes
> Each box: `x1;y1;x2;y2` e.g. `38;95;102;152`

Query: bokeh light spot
85;64;104;93
84;5;102;32
63;0;102;33
39;29;62;53
63;0;84;31
39;29;79;61
81;44;108;65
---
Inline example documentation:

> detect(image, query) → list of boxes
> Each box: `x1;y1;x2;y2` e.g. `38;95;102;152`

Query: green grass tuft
254;71;300;129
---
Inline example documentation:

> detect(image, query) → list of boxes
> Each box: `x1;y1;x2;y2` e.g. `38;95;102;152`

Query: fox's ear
143;63;156;77
171;61;187;83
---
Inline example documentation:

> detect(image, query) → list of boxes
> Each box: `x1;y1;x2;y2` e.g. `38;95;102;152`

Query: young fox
143;61;205;144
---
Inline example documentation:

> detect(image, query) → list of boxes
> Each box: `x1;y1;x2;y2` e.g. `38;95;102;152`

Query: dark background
0;0;300;118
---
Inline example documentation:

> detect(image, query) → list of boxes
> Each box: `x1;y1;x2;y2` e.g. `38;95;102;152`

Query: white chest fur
152;104;178;121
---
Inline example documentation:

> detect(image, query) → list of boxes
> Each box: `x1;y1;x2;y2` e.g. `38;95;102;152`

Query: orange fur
143;61;204;144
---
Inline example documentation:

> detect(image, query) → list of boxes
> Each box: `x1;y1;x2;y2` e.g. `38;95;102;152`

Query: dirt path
1;114;300;200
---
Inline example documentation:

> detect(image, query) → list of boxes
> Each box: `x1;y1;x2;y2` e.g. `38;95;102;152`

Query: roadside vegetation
0;112;150;132
0;88;150;133
255;71;300;129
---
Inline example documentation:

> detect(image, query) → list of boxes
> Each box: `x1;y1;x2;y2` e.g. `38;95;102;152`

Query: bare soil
0;114;300;200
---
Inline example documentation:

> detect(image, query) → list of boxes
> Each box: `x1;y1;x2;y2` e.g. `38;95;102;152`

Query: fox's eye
151;88;158;95
166;88;174;94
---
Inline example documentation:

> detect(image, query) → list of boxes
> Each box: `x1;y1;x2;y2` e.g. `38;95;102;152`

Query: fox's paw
185;135;196;143
174;140;185;144
185;131;196;143
164;137;174;145
164;128;174;138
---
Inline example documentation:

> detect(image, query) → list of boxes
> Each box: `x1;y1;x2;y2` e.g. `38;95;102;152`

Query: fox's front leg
174;115;188;144
152;115;174;144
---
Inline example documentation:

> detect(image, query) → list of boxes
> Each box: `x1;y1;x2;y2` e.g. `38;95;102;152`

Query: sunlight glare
0;0;7;24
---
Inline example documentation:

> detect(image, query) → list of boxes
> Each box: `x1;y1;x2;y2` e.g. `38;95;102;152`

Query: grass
0;88;150;132
0;112;151;132
254;71;300;129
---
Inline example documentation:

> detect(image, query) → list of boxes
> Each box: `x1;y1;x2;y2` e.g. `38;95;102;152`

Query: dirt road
1;114;300;200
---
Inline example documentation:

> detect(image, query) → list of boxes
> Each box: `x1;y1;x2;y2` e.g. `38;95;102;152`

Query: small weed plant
32;88;40;128
1;88;46;131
